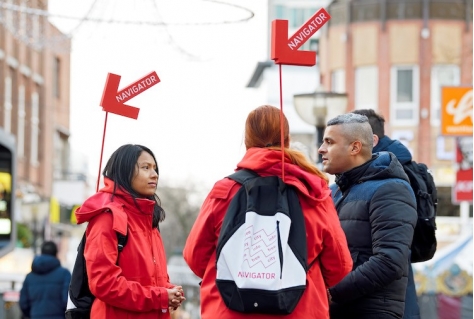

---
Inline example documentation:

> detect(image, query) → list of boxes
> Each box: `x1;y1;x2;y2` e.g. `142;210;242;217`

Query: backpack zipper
276;220;283;279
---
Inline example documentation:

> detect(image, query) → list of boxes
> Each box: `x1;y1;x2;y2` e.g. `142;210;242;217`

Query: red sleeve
183;179;239;278
85;213;167;312
317;197;353;287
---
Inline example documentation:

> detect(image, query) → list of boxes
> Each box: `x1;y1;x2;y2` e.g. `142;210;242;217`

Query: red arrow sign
271;8;330;66
100;71;160;119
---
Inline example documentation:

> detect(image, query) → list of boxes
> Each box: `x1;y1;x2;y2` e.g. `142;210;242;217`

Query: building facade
318;0;472;236
0;0;72;240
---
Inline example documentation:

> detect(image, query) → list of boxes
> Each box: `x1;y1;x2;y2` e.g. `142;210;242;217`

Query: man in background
352;108;420;319
20;240;71;319
318;113;417;319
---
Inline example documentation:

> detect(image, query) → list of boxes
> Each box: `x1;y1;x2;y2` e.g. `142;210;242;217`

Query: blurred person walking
20;240;71;319
184;105;352;319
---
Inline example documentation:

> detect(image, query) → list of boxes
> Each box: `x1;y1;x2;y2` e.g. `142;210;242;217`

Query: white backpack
216;169;308;314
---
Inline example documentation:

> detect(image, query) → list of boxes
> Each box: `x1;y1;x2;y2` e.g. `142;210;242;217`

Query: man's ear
373;134;379;147
350;141;363;155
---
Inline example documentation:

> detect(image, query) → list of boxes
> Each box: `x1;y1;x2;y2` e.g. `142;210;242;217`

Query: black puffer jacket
329;152;417;319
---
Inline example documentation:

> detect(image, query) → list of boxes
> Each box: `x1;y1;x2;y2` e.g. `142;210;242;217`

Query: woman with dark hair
74;144;185;319
183;105;352;319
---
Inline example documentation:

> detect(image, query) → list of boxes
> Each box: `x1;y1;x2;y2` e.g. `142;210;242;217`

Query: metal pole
460;201;471;235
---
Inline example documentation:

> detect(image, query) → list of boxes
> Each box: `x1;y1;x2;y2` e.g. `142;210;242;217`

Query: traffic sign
271;8;330;66
100;71;160;119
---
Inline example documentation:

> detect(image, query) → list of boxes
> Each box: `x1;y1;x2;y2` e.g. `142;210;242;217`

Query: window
331;69;345;93
17;85;25;157
274;5;286;19
301;37;318;53
30;92;39;165
390;65;419;125
274;5;318;24
53;57;60;98
397;70;413;102
53;132;70;180
3;77;12;133
289;8;306;27
430;65;460;125
305;8;318;21
355;66;378;110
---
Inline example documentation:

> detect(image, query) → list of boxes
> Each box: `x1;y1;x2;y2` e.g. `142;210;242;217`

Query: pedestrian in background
74;144;185;318
352;108;420;319
20;240;71;319
318;113;417;319
184;105;352;319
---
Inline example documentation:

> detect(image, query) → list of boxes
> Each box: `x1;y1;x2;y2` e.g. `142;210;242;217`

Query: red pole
96;112;109;192
279;64;285;182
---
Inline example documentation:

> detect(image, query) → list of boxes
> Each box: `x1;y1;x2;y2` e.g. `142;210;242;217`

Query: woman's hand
167;286;186;309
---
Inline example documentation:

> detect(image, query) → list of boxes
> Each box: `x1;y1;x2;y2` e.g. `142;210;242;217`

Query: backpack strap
117;230;128;252
116;230;128;264
80;227;128;265
227;169;260;185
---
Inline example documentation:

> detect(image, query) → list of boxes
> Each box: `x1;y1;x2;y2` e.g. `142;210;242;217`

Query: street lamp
293;88;348;163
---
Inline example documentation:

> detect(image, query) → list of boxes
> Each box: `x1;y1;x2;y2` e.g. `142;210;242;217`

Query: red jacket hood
75;178;155;230
236;147;331;205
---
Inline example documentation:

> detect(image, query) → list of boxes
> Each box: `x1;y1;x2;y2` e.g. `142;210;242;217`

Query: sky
47;0;269;191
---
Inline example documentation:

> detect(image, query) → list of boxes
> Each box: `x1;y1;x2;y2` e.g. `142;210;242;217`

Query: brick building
0;1;71;235
318;0;472;219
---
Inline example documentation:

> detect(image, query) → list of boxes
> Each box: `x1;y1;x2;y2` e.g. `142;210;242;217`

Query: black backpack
215;169;309;315
65;229;128;319
402;161;438;263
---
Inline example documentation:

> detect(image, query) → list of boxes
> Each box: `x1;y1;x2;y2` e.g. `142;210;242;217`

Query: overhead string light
148;0;202;61
0;0;255;54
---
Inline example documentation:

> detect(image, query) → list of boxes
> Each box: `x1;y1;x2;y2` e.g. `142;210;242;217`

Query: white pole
460;201;472;235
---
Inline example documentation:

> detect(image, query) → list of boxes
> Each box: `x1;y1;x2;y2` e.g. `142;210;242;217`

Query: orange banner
441;87;473;136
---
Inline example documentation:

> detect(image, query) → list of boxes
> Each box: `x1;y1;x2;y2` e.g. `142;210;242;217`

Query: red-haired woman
184;105;352;319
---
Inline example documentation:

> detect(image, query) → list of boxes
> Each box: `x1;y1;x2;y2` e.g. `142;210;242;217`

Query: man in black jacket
318;113;417;319
352;108;420;319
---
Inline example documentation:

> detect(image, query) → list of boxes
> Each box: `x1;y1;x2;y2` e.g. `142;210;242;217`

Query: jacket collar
75;178;155;225
236;147;331;204
335;152;409;193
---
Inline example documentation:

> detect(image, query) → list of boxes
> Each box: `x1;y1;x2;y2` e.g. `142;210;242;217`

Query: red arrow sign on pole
271;8;331;66
100;71;161;119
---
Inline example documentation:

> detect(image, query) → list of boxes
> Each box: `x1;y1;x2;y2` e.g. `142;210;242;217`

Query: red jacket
75;178;174;319
183;148;352;319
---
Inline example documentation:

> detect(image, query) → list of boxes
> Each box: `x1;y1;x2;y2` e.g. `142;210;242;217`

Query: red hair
245;105;328;183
